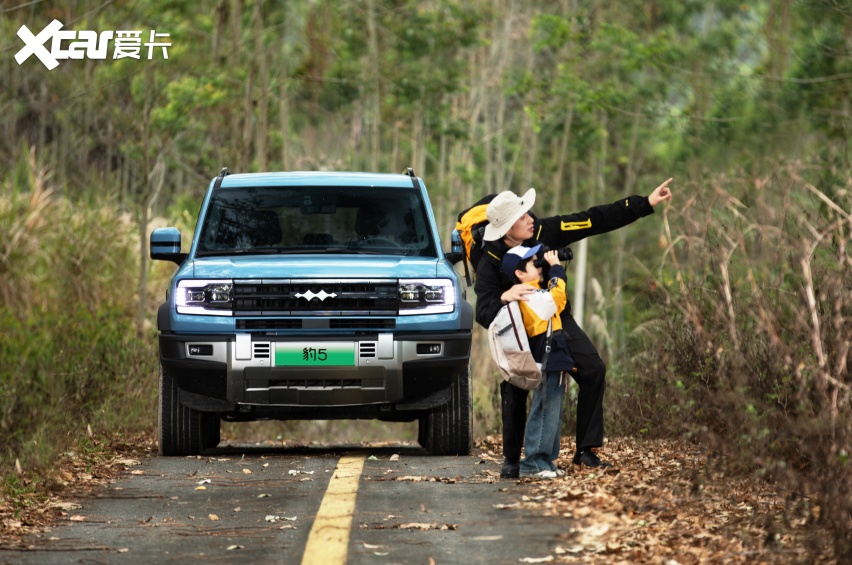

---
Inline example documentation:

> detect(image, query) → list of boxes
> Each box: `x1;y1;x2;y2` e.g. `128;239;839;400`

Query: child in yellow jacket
502;244;576;479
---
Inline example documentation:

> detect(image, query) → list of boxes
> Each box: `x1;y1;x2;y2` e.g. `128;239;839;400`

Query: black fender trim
158;303;171;331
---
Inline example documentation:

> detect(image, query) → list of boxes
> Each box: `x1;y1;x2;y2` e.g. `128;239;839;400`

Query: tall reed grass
612;165;851;558
0;149;158;475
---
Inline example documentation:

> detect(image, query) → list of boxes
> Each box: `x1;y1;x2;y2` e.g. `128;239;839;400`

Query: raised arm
648;178;673;207
536;178;675;248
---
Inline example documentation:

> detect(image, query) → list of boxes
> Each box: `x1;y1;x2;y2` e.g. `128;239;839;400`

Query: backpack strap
540;318;554;371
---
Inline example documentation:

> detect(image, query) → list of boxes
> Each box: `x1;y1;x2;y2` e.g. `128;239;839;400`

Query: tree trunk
437;115;448;236
391;115;400;171
415;107;426;177
136;67;153;333
278;2;290;171
613;108;643;352
214;0;228;60
230;0;247;169
254;0;269;171
550;103;574;216
366;0;380;171
280;83;290;169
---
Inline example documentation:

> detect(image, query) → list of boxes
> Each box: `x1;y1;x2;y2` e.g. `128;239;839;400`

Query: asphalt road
2;443;570;564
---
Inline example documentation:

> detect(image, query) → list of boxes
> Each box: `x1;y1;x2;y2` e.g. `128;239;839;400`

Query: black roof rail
403;167;421;191
213;167;230;189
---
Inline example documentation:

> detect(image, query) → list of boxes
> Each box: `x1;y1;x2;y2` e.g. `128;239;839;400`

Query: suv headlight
176;280;233;315
398;279;455;315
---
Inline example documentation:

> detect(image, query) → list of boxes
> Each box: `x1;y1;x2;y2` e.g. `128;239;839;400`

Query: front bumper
159;331;471;414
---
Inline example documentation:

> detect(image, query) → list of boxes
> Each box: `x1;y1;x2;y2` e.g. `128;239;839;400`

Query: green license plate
274;342;356;367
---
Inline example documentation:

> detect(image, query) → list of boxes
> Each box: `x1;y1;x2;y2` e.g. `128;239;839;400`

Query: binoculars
533;246;573;268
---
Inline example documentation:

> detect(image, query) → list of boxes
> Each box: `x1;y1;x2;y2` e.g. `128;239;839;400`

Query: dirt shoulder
0;433;157;546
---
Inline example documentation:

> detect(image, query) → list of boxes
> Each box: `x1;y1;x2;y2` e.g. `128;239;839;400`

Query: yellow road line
301;455;365;565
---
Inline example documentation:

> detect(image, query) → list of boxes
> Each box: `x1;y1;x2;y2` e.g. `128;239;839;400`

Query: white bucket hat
483;188;536;241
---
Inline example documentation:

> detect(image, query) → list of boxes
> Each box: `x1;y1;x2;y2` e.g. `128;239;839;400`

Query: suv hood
186;255;444;279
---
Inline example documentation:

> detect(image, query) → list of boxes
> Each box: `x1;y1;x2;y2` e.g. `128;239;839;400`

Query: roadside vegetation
612;166;852;557
0;150;159;473
1;0;849;558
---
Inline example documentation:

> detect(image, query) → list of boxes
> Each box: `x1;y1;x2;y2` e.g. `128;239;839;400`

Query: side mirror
445;228;463;264
150;227;187;265
445;251;463;264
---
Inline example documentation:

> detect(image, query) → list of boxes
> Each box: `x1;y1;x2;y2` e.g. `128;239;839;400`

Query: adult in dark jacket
474;179;673;478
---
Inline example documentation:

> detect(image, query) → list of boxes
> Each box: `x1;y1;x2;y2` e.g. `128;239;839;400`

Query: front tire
158;365;203;456
419;363;473;455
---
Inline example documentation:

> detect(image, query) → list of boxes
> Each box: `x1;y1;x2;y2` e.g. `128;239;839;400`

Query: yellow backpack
451;194;497;285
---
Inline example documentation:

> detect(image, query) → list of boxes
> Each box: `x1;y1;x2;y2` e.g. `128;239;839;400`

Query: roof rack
403;167;421;191
213;167;230;189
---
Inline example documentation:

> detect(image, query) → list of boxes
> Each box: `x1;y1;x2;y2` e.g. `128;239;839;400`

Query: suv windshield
195;185;437;257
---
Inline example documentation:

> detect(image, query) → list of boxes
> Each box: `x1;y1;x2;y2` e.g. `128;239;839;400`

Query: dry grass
0;149;157;475
613;165;852;558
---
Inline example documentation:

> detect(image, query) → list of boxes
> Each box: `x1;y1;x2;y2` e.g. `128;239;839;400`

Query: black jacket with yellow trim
474;194;654;329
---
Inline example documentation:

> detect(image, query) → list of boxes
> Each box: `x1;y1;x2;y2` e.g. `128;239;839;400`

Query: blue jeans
519;372;565;475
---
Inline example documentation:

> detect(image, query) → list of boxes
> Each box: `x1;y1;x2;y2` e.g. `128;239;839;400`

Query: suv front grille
233;280;397;315
235;318;396;330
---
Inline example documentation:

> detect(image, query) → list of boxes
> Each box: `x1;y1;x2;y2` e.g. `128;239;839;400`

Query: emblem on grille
295;289;337;302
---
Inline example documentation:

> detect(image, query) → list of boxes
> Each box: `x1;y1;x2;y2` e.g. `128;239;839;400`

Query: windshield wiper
195;248;289;257
194;246;389;257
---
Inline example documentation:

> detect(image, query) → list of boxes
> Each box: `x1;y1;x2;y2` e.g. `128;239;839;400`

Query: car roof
217;171;419;189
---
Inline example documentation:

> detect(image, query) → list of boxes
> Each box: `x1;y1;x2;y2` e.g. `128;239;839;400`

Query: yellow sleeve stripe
560;219;592;231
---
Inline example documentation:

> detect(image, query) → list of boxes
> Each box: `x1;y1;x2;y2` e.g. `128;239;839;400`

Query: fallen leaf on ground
398;522;457;530
49;501;81;511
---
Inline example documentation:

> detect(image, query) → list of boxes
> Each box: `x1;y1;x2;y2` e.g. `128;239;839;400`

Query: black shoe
573;449;612;468
500;459;520;478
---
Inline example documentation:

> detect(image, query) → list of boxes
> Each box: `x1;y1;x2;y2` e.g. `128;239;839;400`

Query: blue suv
150;169;473;455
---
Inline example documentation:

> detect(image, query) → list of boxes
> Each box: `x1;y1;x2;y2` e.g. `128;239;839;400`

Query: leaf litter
476;435;836;563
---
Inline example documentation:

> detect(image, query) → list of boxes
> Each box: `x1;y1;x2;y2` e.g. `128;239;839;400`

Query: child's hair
512;256;534;283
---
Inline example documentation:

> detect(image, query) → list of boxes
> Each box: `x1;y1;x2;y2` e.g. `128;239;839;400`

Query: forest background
0;0;850;556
